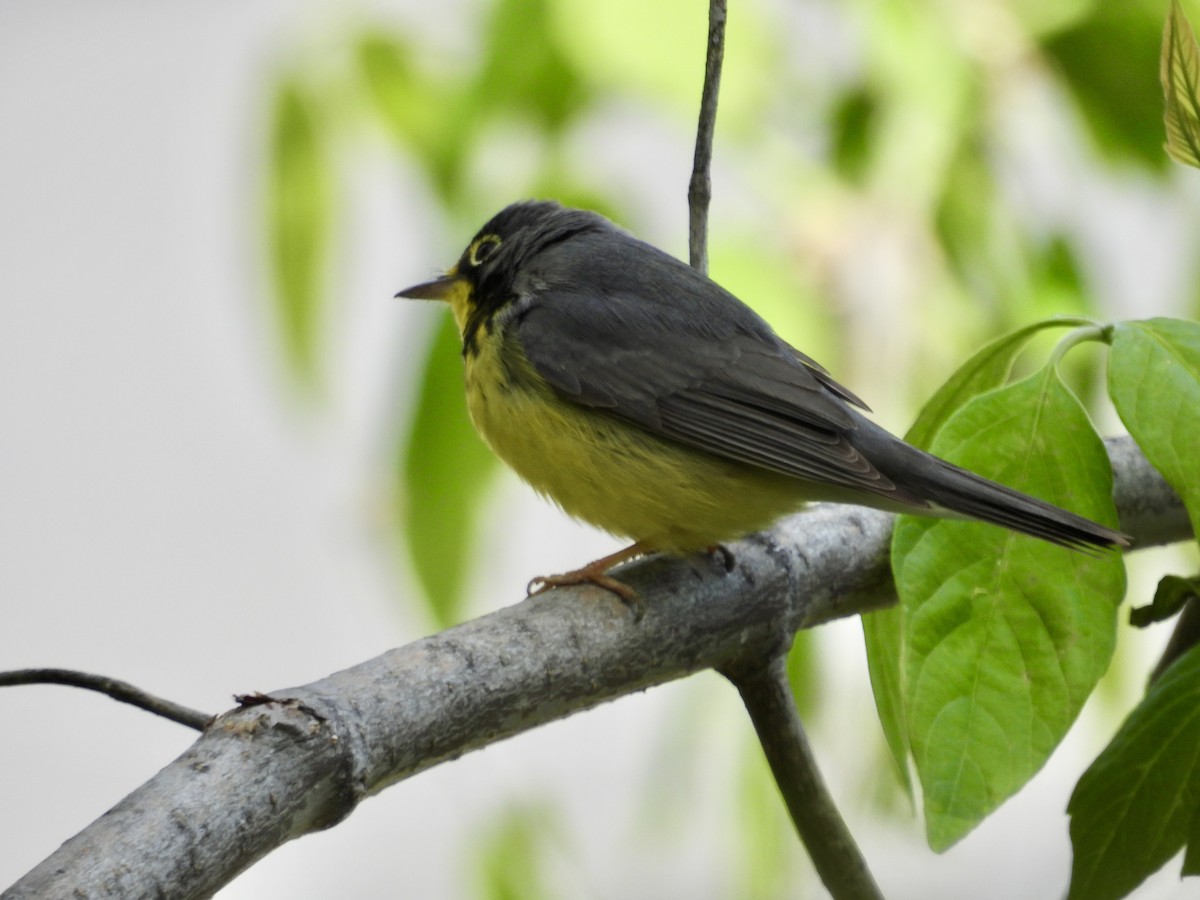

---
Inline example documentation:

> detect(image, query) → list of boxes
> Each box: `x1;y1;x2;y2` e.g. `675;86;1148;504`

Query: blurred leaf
736;735;799;900
1025;237;1090;319
1045;1;1170;168
1162;0;1200;168
474;805;558;900
1130;574;1200;628
553;0;771;130
934;166;1095;336
527;182;621;225
861;0;976;210
356;33;469;197
708;239;831;360
267;77;333;387
1008;0;1096;39
401;317;499;626
475;0;589;132
1108;318;1200;538
830;85;878;184
1067;643;1200;900
893;365;1125;850
933;137;999;299
1007;241;1097;371
1038;236;1084;290
786;629;818;718
359;3;588;205
357;34;439;152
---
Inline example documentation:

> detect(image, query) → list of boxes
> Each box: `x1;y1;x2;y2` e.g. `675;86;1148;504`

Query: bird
396;200;1127;606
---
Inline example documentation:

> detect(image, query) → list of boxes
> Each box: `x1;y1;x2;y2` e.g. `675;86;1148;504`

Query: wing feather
508;277;906;500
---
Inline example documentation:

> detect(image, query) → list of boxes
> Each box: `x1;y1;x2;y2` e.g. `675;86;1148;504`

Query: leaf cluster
865;317;1200;897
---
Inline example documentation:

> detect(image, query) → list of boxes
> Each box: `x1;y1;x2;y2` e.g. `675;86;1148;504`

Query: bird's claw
527;570;644;621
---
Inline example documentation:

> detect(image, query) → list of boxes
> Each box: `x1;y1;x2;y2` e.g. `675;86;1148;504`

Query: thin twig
0;668;213;731
688;0;727;273
723;654;885;900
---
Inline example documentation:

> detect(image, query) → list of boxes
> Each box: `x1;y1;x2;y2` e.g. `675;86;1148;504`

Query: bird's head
396;200;604;355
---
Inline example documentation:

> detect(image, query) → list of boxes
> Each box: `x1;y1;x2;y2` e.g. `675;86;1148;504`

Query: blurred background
1;1;1198;897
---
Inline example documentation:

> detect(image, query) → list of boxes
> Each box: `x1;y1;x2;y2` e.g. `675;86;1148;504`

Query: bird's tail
862;424;1129;550
915;456;1127;549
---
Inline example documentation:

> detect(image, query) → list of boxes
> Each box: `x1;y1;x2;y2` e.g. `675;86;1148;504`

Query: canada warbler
397;201;1126;603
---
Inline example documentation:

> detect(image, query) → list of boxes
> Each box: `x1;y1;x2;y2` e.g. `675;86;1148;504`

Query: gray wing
509;285;920;503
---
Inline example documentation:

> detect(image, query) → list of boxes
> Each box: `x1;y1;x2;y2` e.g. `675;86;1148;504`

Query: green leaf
1007;0;1095;40
267;77;333;387
355;33;468;198
786;629;819;719
552;0;771;131
1045;1;1171;168
865;319;1092;796
1130;574;1200;628
1020;236;1093;326
357;34;435;151
474;805;558;900
1109;318;1200;539
894;366;1125;850
932;140;1000;298
475;0;589;132
1067;643;1200;900
1187;805;1200;874
735;738;796;900
708;239;831;357
1162;0;1200;168
400;318;499;626
830;85;878;184
862;605;913;796
903;318;1092;449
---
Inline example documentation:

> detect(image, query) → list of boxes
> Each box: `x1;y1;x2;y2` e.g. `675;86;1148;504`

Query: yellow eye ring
469;234;501;267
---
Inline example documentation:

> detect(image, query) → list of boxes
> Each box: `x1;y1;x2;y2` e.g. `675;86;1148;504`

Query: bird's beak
395;271;465;301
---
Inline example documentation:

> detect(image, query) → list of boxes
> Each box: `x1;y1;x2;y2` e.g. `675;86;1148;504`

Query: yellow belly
463;338;805;554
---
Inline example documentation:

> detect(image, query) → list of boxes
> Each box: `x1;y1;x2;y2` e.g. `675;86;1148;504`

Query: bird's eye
469;234;502;267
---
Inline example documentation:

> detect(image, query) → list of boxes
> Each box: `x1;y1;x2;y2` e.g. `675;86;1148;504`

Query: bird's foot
527;541;651;621
528;570;642;619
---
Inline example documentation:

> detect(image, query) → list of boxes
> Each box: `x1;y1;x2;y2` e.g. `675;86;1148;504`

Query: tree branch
0;669;212;731
5;436;1190;899
723;654;885;900
688;0;727;273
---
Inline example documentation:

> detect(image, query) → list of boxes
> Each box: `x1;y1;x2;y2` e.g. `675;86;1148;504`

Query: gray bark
4;435;1191;900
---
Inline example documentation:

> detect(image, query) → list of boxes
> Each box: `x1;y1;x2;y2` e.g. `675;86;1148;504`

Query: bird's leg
527;541;653;619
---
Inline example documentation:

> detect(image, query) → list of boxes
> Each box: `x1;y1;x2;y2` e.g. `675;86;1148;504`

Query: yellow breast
461;329;805;554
